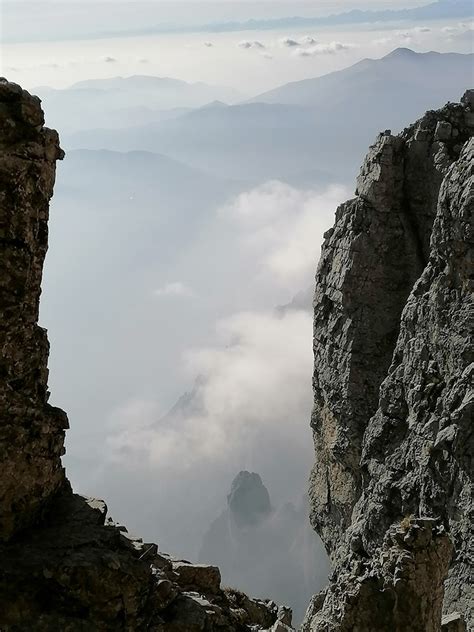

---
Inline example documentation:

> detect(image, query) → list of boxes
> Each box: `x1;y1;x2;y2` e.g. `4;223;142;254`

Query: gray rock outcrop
306;92;473;630
0;79;289;631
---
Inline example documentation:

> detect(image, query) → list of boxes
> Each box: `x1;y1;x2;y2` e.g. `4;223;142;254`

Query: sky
2;1;472;93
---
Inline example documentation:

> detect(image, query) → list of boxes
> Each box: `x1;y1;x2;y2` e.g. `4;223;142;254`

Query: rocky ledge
306;91;473;631
0;79;291;632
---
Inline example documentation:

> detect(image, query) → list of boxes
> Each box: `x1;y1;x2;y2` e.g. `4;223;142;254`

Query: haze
1;0;472;623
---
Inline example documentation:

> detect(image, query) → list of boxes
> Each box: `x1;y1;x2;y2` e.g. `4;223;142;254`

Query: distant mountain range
61;49;473;184
196;0;473;33
251;48;474;106
35;77;242;133
7;0;471;43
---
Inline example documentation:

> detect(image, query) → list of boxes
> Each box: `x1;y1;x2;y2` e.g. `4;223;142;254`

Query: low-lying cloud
278;35;352;56
219;182;347;289
238;40;266;49
108;308;313;471
102;182;346;564
373;22;472;46
294;41;353;56
280;37;300;48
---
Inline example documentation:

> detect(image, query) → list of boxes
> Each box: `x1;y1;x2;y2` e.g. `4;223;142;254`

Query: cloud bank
100;182;347;566
220;182;347;289
294;41;352;56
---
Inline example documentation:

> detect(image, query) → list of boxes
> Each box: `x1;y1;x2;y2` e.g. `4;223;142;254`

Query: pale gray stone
307;92;474;631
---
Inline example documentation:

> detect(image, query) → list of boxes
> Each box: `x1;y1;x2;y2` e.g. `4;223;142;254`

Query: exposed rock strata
0;79;288;631
307;92;473;630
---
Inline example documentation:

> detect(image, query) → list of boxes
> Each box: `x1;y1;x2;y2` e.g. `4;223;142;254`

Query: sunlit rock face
200;472;330;625
0;80;290;632
306;91;474;631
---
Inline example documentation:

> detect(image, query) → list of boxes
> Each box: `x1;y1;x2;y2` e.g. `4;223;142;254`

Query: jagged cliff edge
305;91;473;632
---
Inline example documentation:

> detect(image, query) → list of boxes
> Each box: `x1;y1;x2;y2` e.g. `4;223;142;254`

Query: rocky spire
227;471;272;527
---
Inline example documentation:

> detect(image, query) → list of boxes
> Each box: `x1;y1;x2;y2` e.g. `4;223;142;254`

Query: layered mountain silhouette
251;49;473;106
61;50;473;183
35;76;242;133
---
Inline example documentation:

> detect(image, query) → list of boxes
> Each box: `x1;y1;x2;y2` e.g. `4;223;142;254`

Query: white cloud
107;308;313;470
238;40;265;49
372;22;473;50
293;41;353;57
442;26;458;34
108;182;348;470
442;21;474;41
103;181;346;561
300;36;318;45
395;31;413;41
153;282;195;299
219;182;347;289
372;37;393;46
280;37;300;47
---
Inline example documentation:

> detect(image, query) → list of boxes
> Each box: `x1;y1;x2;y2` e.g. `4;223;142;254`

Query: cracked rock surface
306;91;473;631
0;79;290;632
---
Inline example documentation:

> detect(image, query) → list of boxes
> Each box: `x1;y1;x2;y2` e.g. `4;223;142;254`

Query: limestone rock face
0;80;289;631
307;92;473;630
0;79;67;541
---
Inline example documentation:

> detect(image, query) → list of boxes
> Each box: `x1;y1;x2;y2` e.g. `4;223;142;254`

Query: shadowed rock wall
0;79;67;541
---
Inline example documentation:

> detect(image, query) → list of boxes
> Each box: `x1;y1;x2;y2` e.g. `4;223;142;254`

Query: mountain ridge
250;48;474;105
62;49;473;185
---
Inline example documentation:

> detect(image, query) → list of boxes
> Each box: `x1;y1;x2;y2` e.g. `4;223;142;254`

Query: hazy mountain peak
250;50;473;110
383;47;421;59
69;75;207;90
227;471;272;527
198;100;228;110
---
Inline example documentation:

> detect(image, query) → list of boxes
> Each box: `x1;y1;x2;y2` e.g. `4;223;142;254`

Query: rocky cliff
306;91;473;631
0;79;290;632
